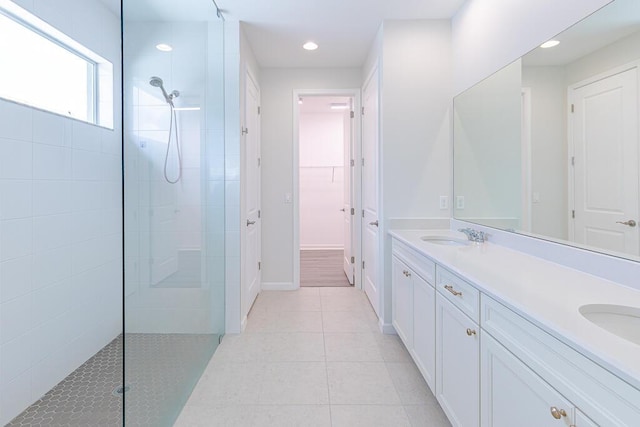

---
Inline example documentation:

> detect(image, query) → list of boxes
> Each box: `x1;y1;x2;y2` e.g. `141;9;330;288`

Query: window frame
0;0;112;128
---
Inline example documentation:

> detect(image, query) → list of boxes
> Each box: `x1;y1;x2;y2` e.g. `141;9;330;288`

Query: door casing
293;89;362;290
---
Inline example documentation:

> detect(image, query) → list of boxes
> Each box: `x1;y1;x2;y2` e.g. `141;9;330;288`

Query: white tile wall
0;0;122;424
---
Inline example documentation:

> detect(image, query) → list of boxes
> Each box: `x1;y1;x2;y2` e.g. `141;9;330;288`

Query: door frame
567;60;640;243
292;88;362;289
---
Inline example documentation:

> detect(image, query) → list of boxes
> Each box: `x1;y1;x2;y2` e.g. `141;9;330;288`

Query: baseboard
379;319;397;335
261;282;297;291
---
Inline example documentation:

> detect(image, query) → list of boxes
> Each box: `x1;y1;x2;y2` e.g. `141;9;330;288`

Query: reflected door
362;70;380;316
570;67;639;256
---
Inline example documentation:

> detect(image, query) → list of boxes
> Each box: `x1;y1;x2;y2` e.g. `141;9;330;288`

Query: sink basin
579;304;640;346
420;236;469;246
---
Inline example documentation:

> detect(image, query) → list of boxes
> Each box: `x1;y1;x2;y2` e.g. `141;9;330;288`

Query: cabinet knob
550;407;567;420
444;285;463;297
466;328;476;336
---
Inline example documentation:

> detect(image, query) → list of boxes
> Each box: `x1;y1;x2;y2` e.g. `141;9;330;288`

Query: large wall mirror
454;0;640;262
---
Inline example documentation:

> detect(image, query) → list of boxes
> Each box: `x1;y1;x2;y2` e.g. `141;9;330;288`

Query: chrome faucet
458;228;488;243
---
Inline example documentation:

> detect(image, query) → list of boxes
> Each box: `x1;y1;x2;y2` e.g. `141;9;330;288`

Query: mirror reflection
454;0;640;261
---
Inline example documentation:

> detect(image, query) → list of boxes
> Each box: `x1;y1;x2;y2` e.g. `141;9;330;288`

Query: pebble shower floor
7;334;217;426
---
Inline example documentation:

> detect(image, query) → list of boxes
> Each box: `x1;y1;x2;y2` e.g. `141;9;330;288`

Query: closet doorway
293;91;361;288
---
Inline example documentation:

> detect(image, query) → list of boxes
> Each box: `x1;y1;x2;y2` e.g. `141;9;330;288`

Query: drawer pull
444;285;463;297
466;328;476;336
550;407;566;420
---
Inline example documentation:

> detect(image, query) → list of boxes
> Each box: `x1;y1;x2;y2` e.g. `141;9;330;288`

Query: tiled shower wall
0;0;122;423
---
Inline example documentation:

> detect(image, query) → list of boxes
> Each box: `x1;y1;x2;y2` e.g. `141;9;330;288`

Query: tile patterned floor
7;333;217;427
175;287;451;427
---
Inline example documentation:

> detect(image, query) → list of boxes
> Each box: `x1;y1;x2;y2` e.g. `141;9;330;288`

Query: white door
343;104;354;284
362;71;380;315
571;67;639;256
481;332;575;427
242;72;261;319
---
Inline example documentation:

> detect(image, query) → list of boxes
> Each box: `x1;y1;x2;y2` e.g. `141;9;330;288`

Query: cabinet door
413;273;435;393
392;256;413;347
436;294;480;427
481;332;575;427
575;410;598;427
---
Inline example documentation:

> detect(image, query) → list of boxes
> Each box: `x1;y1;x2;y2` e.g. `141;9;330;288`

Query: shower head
149;76;175;106
149;76;164;88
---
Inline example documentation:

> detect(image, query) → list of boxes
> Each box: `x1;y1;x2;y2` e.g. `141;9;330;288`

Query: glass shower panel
122;5;225;426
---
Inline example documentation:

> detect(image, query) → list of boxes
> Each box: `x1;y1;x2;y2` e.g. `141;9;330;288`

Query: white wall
452;0;611;95
378;20;453;327
260;68;362;285
299;112;346;249
0;0;122;423
522;66;567;240
566;30;640;85
455;59;522;227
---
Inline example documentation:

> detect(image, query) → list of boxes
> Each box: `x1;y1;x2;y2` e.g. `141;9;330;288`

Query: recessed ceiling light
330;103;349;110
303;41;318;51
156;43;173;52
540;40;560;49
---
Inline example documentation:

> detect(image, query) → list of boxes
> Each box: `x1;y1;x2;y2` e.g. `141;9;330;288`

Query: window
0;2;113;127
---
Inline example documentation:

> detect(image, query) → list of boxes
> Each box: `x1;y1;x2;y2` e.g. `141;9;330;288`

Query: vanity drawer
482;295;640;426
392;239;435;284
435;266;480;323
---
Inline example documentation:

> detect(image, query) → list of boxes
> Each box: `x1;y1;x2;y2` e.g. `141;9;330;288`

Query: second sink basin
421;236;469;246
579;304;640;346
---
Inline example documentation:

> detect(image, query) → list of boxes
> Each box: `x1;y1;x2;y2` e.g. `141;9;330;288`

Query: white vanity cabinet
481;295;640;426
481;331;575;427
389;233;640;427
391;241;436;392
435;266;480;427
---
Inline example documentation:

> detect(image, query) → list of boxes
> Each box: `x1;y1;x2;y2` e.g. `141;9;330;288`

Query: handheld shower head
149;76;174;105
149;76;164;87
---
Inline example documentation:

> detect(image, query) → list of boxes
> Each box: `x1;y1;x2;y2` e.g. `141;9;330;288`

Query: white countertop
389;229;640;390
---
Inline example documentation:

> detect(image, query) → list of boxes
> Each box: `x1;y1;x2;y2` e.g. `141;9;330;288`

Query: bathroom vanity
390;229;640;427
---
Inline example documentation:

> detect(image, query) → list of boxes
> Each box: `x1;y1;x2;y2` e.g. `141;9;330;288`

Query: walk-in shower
149;76;183;184
3;1;226;425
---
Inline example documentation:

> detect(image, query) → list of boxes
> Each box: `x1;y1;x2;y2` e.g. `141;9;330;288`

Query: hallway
175;287;450;426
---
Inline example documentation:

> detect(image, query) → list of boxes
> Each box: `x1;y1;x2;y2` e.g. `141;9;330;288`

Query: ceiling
124;0;467;68
523;0;640;66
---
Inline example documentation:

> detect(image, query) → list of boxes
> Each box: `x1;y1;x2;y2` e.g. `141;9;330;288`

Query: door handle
369;220;378;227
616;219;637;227
246;219;256;226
